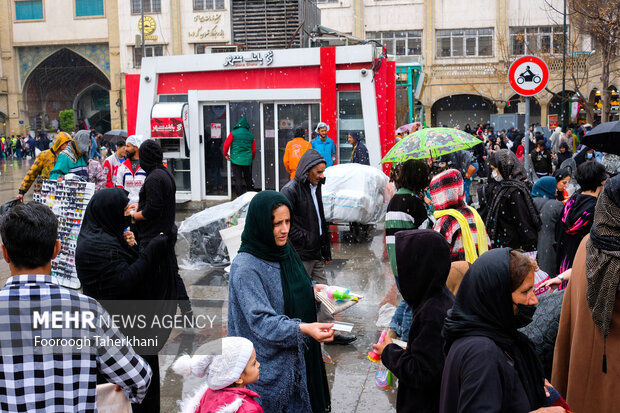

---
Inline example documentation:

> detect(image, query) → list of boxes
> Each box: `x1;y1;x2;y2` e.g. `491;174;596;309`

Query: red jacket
196;387;262;413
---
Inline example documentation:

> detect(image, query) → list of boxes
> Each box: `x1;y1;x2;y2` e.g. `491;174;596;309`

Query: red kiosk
126;45;395;201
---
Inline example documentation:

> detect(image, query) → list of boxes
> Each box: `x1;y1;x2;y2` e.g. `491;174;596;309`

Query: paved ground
0;158;399;412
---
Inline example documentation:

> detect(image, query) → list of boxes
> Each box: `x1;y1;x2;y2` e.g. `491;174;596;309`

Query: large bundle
177;192;256;268
322;164;388;224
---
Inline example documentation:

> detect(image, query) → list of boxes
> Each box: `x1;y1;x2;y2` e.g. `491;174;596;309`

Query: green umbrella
381;127;483;163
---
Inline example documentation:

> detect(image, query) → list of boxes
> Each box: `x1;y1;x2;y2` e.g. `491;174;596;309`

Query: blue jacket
228;252;313;412
311;136;336;167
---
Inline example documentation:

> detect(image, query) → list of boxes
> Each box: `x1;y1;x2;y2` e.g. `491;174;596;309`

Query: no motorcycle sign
508;56;549;97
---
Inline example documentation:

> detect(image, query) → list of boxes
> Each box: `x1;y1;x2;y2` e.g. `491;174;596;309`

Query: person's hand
371;334;393;357
127;203;138;213
114;385;122;392
313;284;328;296
300;323;334;343
540;277;563;292
123;231;136;247
225;155;231;161
16;194;23;202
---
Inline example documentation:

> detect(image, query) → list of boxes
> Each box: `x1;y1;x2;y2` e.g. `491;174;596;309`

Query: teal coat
230;117;255;166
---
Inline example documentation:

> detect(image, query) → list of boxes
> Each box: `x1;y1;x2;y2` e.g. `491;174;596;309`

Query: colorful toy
375;365;394;390
326;286;358;301
368;330;388;362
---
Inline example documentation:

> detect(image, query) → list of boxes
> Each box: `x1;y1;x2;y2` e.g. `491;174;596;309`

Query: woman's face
557;176;570;192
272;205;290;247
511;270;538;314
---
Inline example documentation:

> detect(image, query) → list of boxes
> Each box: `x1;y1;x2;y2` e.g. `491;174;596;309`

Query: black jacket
381;230;454;413
136;167;177;245
531;149;553;175
440;336;532;413
281;149;331;261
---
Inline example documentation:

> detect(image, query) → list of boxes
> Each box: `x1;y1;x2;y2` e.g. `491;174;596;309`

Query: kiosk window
338;91;364;163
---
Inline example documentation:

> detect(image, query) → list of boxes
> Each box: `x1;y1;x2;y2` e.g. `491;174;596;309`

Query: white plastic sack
177;192;256;268
376;303;396;328
322;164;389;224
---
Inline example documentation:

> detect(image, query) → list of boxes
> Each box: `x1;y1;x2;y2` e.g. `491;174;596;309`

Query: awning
150;102;188;138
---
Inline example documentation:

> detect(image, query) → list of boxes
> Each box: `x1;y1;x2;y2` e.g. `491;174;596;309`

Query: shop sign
189;13;226;40
223;51;274;68
151;118;184;138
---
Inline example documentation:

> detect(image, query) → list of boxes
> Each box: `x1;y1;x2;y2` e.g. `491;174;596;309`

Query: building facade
318;0;618;128
0;0;318;136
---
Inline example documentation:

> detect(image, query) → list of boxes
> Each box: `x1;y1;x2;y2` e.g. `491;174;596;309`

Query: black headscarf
443;248;547;410
395;229;452;309
139;139;165;174
76;188;137;297
237;191;330;412
486;150;541;245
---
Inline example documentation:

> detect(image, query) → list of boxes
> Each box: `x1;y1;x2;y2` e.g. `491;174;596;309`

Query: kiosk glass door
203;105;229;197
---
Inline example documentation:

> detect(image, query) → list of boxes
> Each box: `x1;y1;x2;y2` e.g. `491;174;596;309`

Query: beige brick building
318;0;619;128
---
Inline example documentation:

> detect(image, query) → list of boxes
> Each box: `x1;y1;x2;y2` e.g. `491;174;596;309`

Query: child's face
238;349;260;386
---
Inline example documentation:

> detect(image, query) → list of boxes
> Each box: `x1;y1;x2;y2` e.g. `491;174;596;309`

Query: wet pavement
0;159;399;412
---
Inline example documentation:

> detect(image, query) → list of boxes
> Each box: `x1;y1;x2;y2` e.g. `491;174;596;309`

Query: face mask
514;303;537;328
318;177;326;185
587;153;593;160
491;170;503;182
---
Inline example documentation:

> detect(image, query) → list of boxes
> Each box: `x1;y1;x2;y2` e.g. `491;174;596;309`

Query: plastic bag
177;192;256;268
375;303;396;328
322;164;388;224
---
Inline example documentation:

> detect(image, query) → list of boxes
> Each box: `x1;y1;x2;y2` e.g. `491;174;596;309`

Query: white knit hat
172;337;254;390
126;134;144;148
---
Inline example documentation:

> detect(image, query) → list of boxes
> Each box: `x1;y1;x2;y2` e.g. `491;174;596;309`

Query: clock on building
138;16;156;36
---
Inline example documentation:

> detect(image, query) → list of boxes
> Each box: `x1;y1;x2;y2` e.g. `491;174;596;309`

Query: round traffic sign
508;56;549;96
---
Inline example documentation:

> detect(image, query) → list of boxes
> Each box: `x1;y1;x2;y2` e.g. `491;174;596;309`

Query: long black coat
381;230;454;413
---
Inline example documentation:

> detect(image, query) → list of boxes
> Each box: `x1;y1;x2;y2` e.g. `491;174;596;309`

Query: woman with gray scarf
49;130;91;180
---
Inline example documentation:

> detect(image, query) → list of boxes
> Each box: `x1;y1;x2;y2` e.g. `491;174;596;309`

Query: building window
436;28;493;57
195;44;237;54
193;0;225;10
15;0;43;20
75;0;103;17
133;45;163;68
366;31;422;56
510;26;567;56
131;0;160;14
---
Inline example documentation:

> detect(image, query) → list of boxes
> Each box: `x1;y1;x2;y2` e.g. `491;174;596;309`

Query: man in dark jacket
223;117;256;196
281;149;356;345
531;139;553;178
281;149;331;283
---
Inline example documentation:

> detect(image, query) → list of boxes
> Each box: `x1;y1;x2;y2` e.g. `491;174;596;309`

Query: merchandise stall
126;44;396;201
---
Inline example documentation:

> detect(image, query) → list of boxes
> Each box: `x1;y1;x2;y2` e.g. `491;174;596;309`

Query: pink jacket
196;387;262;413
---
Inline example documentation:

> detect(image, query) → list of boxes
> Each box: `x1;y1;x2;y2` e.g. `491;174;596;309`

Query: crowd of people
1;118;619;413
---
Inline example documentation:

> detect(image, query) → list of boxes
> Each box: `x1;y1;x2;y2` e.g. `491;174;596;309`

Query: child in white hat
173;337;262;413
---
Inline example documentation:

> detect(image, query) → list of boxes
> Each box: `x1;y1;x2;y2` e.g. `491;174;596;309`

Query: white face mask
492;170;503;182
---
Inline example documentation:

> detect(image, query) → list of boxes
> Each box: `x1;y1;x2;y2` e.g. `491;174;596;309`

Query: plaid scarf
586;177;620;345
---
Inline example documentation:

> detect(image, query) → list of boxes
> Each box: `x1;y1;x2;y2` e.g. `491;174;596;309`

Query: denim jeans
388;299;413;341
